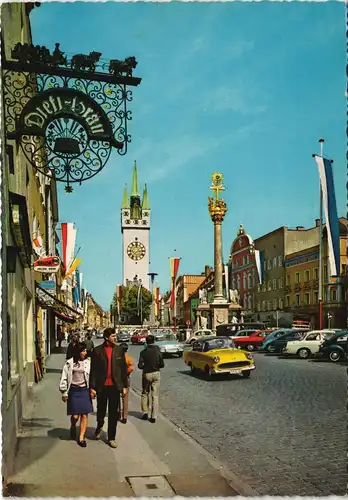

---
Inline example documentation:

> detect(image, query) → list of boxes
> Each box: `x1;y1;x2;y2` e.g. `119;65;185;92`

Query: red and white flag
169;257;180;310
61;223;77;274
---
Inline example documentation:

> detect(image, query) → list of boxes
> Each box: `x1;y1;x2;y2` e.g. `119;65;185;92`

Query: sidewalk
4;352;248;497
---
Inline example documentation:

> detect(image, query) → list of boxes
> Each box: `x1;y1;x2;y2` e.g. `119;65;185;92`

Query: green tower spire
121;184;130;208
142;183;150;210
131;160;140;197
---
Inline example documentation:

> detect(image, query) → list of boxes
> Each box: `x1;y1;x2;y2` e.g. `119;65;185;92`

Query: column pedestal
210;301;229;330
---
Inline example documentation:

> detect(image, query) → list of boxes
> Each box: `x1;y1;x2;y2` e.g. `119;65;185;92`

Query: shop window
6;145;15;175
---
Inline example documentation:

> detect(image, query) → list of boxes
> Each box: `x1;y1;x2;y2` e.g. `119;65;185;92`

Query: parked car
117;330;131;342
282;330;337;359
233;330;274;351
229;329;260;340
185;329;214;344
155;333;183;358
317;330;347;362
264;329;309;353
260;329;297;351
184;336;255;379
216;322;266;336
131;330;148;345
96;330;104;339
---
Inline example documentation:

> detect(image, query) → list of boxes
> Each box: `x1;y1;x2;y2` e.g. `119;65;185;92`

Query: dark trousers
96;385;121;440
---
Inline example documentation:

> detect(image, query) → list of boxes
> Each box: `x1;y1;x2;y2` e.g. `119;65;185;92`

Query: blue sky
31;2;346;310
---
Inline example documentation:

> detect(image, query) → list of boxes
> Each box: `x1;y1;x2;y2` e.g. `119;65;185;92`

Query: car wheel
178;352;183;358
329;350;342;362
242;370;251;378
246;344;255;352
297;348;311;359
267;345;275;353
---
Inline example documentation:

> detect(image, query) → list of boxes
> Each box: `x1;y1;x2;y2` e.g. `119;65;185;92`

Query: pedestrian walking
138;334;164;423
85;332;94;358
119;342;134;424
57;325;64;349
59;342;93;448
66;333;79;360
90;327;128;448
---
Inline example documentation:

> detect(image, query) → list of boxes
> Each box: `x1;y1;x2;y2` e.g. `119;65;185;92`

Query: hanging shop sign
34;256;61;273
3;42;142;192
39;280;56;290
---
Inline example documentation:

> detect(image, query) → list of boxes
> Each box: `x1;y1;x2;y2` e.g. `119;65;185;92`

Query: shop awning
35;284;82;322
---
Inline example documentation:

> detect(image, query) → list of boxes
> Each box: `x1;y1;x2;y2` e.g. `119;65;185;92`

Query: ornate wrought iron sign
3;42;141;191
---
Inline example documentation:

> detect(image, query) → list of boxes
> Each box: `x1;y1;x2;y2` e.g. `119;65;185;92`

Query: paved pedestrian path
4;352;246;497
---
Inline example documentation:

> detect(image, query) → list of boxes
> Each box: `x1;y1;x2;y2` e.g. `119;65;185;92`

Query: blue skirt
67;386;93;416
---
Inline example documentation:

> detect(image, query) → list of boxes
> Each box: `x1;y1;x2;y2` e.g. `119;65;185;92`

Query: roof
142;183;150;210
131;160;140;197
121;184;130;209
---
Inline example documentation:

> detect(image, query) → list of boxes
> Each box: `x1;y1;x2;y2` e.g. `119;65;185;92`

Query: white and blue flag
314;155;340;277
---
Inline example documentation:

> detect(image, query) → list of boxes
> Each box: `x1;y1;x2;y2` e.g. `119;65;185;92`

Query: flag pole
318;138;324;330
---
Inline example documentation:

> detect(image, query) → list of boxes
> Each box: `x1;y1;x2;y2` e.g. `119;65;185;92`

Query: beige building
86;294;108;330
175;270;209;326
253;222;320;325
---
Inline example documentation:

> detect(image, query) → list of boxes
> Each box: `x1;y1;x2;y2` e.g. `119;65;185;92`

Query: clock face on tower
127;241;146;261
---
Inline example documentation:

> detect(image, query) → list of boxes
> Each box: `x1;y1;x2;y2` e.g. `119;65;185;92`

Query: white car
282;329;337;359
185;329;214;344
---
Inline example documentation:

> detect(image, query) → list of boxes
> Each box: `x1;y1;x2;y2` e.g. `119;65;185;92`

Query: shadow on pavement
21;418;53;429
128;410;143;419
45;368;63;374
47;426;97;441
176;370;251;383
12;436;55;476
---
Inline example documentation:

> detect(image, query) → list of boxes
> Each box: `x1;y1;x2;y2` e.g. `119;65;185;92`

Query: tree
113;285;153;325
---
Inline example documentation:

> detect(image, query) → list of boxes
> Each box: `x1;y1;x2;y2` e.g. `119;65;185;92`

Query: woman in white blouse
59;342;93;447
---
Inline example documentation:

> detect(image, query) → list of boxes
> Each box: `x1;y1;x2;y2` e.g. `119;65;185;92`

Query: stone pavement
4;352;250;497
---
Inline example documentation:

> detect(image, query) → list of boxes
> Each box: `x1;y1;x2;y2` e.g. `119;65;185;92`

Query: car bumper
212;365;255;374
160;349;183;355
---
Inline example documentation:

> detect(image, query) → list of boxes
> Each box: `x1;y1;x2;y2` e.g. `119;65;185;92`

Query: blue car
260;329;295;352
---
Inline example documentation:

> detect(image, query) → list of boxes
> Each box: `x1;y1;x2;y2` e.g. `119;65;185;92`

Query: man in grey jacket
138;335;164;423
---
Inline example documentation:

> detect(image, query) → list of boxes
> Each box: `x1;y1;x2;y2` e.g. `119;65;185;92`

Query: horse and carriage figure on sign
11;42;137;77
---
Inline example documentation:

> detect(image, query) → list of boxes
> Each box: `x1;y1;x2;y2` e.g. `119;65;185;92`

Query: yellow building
284;218;348;328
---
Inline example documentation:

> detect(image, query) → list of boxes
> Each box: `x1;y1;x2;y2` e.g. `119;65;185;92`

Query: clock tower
121;161;150;290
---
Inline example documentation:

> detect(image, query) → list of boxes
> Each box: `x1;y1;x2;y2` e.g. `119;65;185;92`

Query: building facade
284;218;348;329
229;224;259;315
121;161;150;290
175;272;207;326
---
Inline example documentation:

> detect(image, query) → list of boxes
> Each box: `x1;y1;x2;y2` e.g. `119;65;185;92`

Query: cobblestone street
129;345;347;496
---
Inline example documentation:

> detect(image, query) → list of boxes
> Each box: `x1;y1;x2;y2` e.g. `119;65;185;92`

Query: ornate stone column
208;173;230;329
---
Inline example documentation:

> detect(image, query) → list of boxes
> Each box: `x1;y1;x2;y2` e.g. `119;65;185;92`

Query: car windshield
202;338;235;351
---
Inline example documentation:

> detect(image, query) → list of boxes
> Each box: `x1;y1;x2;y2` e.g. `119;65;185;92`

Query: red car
233;330;274;352
131;330;148;345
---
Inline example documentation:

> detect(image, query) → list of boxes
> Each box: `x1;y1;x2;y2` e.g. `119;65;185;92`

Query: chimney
296;226;304;230
315;219;320;227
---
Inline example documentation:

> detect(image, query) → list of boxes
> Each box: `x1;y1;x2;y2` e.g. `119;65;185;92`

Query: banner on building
33;233;45;257
116;285;122;318
314;155;340;277
61;222;77;274
224;265;229;301
169;257;180;310
255;249;264;284
154;287;160;316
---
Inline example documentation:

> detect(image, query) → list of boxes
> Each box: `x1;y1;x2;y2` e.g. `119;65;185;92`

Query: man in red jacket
90;328;128;448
